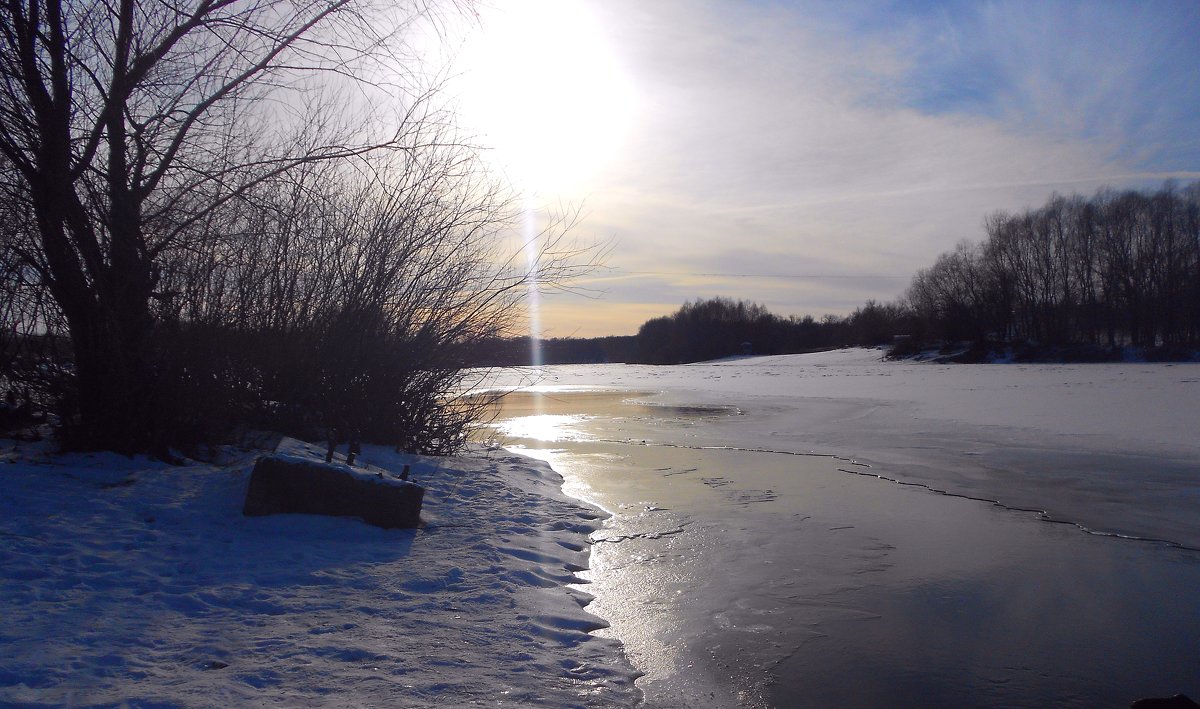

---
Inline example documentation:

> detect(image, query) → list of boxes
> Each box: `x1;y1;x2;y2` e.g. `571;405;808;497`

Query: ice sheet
485;361;1200;708
484;348;1200;549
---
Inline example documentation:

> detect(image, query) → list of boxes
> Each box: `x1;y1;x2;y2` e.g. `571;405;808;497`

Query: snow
0;437;641;707
514;345;1198;453
488;347;1200;548
263;451;422;490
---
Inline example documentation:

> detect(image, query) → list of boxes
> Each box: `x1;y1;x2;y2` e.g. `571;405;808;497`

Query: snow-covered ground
0;438;641;707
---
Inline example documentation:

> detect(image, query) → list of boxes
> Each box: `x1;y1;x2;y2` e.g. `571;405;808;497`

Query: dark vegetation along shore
467;183;1200;367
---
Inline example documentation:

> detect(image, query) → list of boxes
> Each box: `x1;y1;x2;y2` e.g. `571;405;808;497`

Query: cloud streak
522;0;1200;336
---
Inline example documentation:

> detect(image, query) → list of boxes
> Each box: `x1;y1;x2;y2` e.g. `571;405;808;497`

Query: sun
453;0;638;195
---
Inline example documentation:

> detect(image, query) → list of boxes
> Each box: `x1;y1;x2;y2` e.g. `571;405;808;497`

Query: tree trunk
66;299;157;452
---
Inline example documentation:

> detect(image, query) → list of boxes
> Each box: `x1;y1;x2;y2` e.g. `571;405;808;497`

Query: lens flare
523;197;543;370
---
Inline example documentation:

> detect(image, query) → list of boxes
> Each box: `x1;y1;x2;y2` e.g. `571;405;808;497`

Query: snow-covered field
0;438;640;707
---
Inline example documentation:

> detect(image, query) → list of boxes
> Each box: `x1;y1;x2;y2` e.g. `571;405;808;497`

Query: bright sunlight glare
454;0;638;195
496;414;587;443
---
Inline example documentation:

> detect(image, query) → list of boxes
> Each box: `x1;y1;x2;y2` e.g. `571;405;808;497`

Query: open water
491;388;1200;708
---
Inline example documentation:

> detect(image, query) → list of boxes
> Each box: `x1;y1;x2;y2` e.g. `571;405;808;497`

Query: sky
449;0;1200;338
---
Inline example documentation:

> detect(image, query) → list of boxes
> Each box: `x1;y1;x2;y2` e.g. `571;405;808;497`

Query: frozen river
483;349;1200;708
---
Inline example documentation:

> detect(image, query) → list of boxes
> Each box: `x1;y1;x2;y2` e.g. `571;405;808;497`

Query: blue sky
881;1;1200;167
457;0;1200;336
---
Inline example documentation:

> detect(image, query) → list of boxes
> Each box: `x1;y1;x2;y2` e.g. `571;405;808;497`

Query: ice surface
481;352;1200;707
484;348;1200;548
0;438;641;707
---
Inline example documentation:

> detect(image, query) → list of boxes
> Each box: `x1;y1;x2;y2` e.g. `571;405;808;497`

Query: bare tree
0;0;473;450
902;183;1200;355
151;140;601;453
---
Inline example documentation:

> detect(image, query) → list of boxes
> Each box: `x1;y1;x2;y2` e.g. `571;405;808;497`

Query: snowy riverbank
0;438;641;707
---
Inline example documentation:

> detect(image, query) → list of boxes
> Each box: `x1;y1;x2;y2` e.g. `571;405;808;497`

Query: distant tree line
462;336;640;366
633;298;847;364
465;297;900;366
468;182;1200;368
904;183;1200;351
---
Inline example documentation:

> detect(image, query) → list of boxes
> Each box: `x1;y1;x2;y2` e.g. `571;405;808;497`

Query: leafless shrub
0;0;602;451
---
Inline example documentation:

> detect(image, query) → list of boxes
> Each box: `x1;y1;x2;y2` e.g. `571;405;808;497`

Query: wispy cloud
883;1;1200;168
527;0;1200;336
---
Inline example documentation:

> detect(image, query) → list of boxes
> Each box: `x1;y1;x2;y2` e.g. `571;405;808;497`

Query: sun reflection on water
493;414;589;443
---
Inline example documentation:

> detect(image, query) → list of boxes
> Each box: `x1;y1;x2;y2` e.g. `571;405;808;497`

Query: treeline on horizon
463;298;888;366
469;182;1200;366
